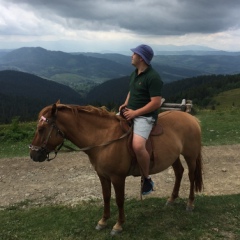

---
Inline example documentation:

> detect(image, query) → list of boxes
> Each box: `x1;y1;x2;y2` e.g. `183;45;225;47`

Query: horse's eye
38;127;45;134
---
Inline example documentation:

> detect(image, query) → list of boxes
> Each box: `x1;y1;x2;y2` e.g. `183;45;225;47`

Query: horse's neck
60;112;119;148
81;112;117;131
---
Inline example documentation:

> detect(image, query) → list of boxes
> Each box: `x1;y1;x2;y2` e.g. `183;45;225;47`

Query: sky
0;0;240;53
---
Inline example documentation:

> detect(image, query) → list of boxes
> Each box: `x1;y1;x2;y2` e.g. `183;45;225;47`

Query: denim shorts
133;116;155;139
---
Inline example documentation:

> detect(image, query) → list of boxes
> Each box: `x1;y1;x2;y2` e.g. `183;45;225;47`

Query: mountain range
1;47;240;96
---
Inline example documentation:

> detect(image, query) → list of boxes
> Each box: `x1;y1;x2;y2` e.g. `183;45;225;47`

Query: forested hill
163;74;240;107
1;70;240;123
86;74;240;109
0;70;83;123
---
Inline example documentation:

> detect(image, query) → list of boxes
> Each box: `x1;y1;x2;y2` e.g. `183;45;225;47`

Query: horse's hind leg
185;156;198;211
96;176;111;230
166;157;184;206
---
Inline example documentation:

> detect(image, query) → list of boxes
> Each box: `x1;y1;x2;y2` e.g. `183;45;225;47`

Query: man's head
131;44;154;65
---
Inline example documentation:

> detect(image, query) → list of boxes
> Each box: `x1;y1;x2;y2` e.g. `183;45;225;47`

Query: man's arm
123;96;162;120
119;92;130;111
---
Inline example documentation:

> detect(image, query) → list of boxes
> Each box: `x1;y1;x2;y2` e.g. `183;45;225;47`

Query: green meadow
212;88;240;110
1;195;239;240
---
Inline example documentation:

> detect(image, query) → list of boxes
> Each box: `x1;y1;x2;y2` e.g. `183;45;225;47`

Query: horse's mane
39;104;118;119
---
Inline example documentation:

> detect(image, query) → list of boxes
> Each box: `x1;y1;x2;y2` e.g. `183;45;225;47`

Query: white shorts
133;116;155;139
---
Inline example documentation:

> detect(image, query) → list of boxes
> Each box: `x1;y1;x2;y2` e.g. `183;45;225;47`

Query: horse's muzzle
30;148;48;162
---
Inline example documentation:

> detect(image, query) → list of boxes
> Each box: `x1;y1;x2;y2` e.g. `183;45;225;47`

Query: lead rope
140;176;143;201
139;165;144;201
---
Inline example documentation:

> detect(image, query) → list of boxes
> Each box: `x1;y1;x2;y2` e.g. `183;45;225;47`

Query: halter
29;115;65;161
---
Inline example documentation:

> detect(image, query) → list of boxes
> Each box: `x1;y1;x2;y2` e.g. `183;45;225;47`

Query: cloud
3;0;240;35
0;0;240;51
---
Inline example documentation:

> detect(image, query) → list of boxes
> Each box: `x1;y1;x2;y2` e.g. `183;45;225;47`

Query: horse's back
158;110;199;125
157;111;201;142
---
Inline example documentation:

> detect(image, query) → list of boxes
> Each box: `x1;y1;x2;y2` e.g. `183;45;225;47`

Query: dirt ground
0;144;240;208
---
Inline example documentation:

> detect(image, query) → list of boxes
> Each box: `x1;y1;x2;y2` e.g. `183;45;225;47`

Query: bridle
29;116;65;161
29;114;132;161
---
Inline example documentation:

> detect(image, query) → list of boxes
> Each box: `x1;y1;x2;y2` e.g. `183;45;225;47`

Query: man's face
131;52;142;67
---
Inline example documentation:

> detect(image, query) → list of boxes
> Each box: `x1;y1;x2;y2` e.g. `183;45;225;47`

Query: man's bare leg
132;133;150;178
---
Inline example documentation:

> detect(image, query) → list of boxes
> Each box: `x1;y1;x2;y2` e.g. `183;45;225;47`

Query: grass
211;88;240;110
197;109;240;146
0;119;36;158
0;195;239;239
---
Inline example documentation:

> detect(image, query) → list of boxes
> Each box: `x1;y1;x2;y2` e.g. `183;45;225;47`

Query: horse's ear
52;100;60;116
51;103;57;116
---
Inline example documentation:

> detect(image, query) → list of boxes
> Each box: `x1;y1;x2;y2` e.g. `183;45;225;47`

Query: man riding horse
119;44;163;195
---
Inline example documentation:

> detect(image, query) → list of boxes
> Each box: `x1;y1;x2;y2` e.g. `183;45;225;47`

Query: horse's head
29;102;65;162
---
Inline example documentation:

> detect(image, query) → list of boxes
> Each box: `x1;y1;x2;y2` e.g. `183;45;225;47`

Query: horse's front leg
110;176;126;235
96;175;111;230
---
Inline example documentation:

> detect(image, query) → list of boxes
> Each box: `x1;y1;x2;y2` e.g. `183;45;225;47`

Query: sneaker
142;178;154;195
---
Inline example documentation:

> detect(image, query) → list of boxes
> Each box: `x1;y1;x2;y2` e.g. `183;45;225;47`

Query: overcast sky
0;0;240;53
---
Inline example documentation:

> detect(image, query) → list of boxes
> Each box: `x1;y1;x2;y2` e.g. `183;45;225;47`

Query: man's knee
132;139;146;153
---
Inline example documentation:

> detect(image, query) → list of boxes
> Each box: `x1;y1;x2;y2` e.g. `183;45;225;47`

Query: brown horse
29;101;203;235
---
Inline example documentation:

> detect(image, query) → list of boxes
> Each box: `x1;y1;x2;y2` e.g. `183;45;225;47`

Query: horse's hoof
95;223;107;231
186;205;194;211
110;228;123;236
165;200;174;206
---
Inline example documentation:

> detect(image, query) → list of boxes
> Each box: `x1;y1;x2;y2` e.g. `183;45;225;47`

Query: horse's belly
128;152;179;177
149;156;177;174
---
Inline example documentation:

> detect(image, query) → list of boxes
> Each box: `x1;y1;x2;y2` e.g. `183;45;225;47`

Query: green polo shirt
127;65;163;120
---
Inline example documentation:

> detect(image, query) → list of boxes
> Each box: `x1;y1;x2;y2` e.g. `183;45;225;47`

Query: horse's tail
194;148;204;192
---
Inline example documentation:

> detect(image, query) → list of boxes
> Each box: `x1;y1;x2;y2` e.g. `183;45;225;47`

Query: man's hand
123;108;137;120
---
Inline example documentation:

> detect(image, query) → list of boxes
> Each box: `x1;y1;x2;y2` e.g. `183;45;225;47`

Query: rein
30;115;132;160
74;126;132;151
